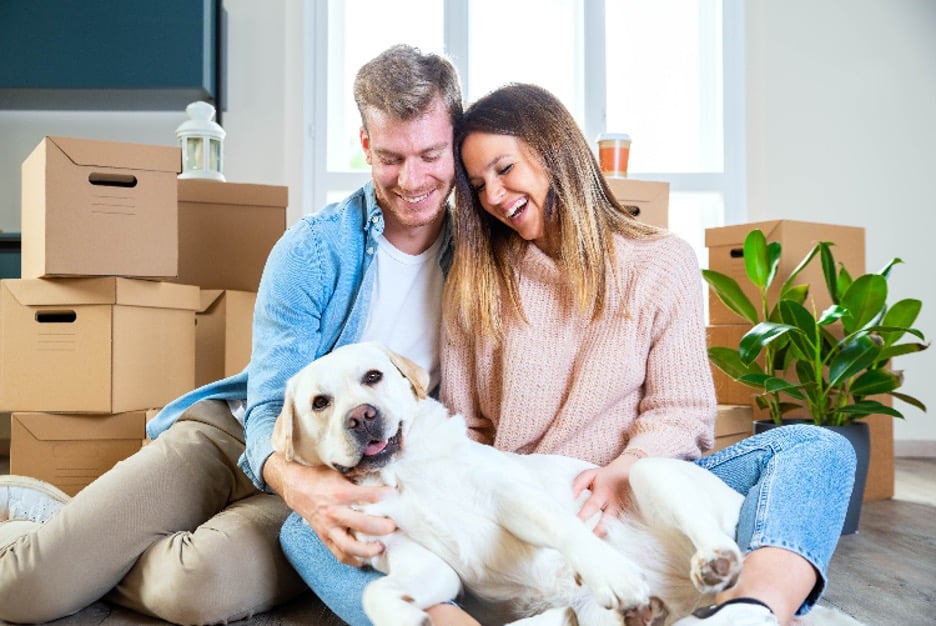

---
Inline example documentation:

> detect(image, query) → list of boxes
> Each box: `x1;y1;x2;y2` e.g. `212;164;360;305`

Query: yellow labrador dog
272;342;854;626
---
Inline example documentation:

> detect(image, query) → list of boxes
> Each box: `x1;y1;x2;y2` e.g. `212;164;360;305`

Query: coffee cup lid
597;132;631;142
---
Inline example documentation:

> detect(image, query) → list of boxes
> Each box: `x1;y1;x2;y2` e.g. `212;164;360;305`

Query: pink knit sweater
440;232;716;466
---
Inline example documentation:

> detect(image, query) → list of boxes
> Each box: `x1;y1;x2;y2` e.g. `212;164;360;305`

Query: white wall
746;0;936;453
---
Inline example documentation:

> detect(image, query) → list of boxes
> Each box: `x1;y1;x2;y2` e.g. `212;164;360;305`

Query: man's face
360;98;455;236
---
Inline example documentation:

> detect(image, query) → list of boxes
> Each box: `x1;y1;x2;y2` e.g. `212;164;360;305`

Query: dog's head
271;341;430;479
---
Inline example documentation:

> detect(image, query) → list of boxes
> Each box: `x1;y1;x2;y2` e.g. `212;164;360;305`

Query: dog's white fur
272;342;860;626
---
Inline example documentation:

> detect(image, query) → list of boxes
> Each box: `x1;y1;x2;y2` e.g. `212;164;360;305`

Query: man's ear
360;127;372;165
383;346;430;400
271;380;297;462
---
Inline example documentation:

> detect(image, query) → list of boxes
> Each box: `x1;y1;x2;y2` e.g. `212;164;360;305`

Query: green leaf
778;300;820;359
817;304;846;326
707;347;762;381
739;322;794;363
841;274;887;333
743;229;770;288
818;242;838;304
838;400;904;419
778;283;809;306
877;257;904;278
702;270;759;324
879;299;923;345
891;391;927;413
829;336;881;386
878;342;930;361
781;241;823;294
850;369;900;397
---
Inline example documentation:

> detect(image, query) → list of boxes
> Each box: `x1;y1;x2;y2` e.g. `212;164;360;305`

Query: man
0;44;462;625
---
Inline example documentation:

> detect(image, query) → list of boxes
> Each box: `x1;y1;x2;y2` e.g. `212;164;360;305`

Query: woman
440;83;855;626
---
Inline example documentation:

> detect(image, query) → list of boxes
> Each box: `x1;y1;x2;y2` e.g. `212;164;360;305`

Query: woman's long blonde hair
444;83;664;343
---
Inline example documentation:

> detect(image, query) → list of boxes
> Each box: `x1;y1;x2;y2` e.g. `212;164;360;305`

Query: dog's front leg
363;536;462;626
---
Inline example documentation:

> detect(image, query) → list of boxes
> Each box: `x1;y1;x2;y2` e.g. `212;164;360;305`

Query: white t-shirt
359;232;445;391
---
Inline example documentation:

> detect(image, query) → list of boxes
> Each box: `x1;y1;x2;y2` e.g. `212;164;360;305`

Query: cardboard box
705;220;865;325
0;277;199;413
10;411;146;496
707;404;754;454
604;178;668;229
175;180;287;292
196;289;256;387
0;412;10;456
21;136;181;279
707;324;759;406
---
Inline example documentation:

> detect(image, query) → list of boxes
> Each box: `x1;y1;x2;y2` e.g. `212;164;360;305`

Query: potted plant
702;228;929;533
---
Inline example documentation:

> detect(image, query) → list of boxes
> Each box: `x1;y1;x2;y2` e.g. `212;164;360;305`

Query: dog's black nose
347;403;379;432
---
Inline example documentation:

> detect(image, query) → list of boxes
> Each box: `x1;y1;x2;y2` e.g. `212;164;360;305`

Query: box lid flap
114;278;201;311
704;219;866;248
178;179;288;207
3;277;122;306
198;289;225;314
3;277;200;310
13;411;146;441
705;220;785;248
605;178;668;202
47;136;181;174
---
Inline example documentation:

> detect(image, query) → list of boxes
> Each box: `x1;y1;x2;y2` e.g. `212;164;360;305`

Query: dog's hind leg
490;472;654;618
628;458;745;594
362;537;462;626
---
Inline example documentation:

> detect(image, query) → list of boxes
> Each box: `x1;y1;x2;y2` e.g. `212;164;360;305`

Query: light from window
467;0;583;120
605;0;724;174
326;0;444;172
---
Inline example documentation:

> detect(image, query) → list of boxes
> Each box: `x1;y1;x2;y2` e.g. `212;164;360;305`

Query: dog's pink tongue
365;440;388;456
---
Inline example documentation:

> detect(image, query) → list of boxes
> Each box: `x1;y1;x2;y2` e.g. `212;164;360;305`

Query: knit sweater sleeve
624;235;716;460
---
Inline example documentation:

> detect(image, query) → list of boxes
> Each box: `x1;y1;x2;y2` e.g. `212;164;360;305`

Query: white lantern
176;101;225;181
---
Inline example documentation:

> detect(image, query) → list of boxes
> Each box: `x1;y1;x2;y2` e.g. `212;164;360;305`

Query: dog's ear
271;379;297;462
384;347;430;400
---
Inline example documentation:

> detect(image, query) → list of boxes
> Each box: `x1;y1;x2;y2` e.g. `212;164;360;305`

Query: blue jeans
280;424;856;625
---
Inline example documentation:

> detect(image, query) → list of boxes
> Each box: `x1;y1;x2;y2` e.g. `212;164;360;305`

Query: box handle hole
88;173;138;188
729;247;744;258
35;310;77;324
623;204;641;218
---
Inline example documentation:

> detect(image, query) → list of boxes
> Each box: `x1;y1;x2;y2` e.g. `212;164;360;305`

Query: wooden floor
1;456;934;625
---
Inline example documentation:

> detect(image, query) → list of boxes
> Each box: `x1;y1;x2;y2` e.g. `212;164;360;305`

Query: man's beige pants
0;400;306;625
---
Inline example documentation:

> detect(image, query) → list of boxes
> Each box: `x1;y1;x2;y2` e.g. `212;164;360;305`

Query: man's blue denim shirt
146;181;453;490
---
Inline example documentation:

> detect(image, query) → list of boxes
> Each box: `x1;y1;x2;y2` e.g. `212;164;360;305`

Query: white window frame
300;0;745;225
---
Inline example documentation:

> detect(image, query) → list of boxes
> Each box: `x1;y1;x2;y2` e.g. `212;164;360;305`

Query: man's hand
264;451;396;565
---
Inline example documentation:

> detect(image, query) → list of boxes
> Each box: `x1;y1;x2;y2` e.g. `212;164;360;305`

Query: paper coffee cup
597;133;631;178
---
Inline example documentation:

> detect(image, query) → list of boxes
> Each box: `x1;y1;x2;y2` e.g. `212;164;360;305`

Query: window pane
327;0;444;172
605;0;724;173
467;0;584;124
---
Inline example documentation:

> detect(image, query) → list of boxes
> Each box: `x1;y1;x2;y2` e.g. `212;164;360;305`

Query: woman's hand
265;452;396;566
571;452;642;537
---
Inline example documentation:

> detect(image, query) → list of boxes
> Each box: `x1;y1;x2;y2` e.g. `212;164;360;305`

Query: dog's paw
690;546;743;593
622;596;668;626
573;558;652;615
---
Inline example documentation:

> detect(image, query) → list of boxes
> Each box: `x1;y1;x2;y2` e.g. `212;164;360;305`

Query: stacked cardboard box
604;178;669;229
704;220;893;501
1;136;287;495
2;136;192;494
173;179;287;388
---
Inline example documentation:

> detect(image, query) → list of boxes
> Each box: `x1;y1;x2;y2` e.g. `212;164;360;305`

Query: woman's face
460;132;552;249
